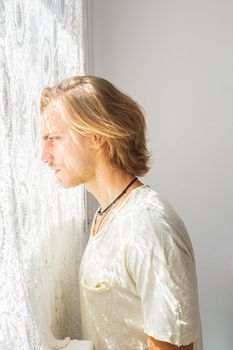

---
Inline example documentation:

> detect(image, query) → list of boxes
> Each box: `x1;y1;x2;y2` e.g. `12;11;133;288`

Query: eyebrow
43;134;49;141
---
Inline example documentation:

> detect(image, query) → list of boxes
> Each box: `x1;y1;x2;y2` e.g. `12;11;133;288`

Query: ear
92;134;106;148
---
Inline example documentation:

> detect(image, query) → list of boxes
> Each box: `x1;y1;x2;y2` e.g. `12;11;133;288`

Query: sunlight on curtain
0;1;87;349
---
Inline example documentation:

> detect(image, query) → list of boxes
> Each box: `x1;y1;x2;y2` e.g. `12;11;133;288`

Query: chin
59;178;85;189
59;181;80;189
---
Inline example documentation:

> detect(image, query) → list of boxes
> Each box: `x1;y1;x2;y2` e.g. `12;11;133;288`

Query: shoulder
125;186;194;256
128;185;183;226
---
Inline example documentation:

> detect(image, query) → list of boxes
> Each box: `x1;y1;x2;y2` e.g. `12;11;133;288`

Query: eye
49;136;60;142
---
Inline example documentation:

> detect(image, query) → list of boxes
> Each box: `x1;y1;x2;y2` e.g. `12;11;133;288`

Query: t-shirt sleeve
126;209;200;346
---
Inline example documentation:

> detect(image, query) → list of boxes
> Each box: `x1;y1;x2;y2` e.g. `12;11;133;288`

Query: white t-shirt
80;185;202;350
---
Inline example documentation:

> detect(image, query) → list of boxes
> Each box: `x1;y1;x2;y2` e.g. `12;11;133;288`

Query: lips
52;168;60;175
48;166;61;175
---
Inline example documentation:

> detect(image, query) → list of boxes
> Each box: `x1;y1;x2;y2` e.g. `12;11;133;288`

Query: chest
80;235;129;287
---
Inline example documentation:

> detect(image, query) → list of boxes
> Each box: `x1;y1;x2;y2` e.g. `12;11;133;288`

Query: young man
40;76;202;350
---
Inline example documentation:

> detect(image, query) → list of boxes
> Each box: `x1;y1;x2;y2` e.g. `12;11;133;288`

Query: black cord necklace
97;177;138;216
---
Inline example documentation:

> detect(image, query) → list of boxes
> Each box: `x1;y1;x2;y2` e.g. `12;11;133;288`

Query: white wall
87;1;233;349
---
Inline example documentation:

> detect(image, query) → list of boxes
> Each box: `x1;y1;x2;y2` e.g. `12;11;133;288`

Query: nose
41;142;53;165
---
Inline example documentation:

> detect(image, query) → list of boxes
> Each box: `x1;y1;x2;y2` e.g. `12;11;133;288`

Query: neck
85;162;143;209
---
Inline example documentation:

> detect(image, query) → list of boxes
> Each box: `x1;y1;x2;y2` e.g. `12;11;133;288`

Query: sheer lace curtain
0;1;88;349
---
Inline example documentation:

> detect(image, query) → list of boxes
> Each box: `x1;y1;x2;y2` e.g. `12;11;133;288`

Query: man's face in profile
41;102;97;188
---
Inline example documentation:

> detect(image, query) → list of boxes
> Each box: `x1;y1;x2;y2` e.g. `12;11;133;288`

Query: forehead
41;102;69;134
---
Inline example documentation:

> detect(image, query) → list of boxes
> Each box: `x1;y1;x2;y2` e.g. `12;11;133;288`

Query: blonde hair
40;75;151;176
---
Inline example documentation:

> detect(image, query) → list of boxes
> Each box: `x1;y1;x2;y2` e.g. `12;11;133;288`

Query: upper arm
126;209;200;346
